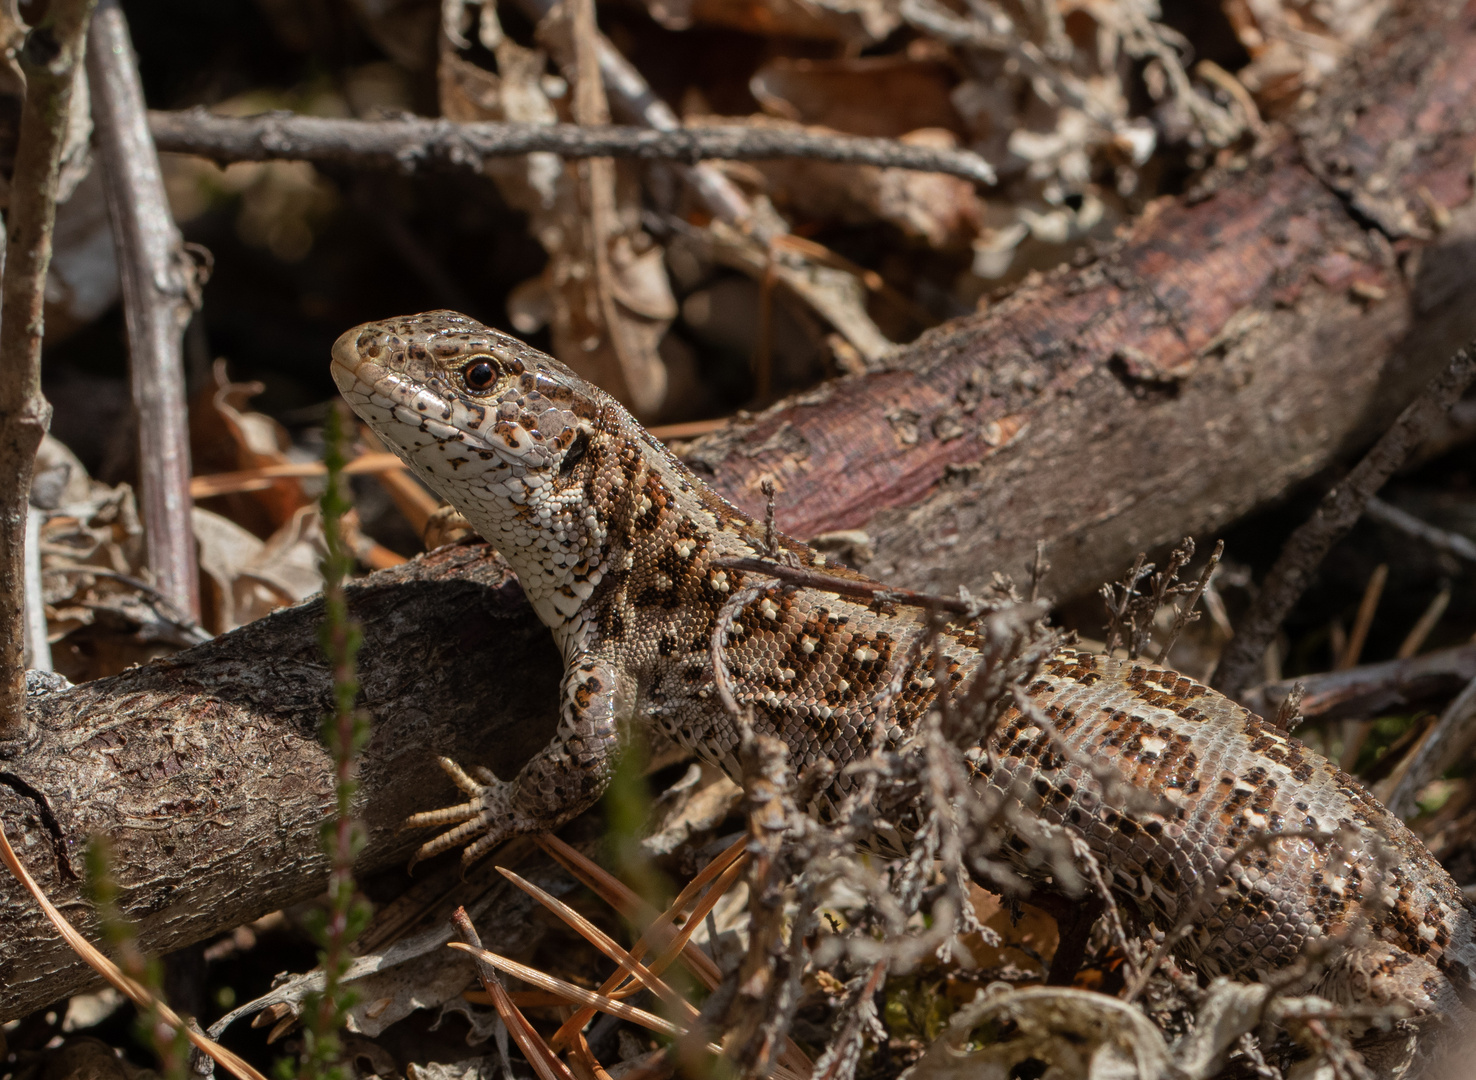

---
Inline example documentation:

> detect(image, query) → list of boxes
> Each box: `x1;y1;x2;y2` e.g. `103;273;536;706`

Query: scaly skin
331;309;1476;1036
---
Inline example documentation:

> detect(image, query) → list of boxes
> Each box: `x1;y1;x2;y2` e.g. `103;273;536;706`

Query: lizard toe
408;812;499;872
404;760;519;871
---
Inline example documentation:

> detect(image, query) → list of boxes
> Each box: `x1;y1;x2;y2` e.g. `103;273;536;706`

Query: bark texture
690;2;1476;602
4;0;1476;1022
0;546;561;1019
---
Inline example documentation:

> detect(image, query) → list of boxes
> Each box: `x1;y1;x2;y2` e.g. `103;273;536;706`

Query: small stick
1338;563;1387;671
1028;539;1049;604
1337;563;1388;769
23;508;50;673
760;479;778;558
90;1;202;620
146;112;998;186
1366;497;1476;563
1385;673;1476;820
1243;640;1476;722
1213;341;1476;698
0;0;100;744
1397;588;1450;660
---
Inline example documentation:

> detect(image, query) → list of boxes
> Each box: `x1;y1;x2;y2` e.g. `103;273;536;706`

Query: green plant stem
293;402;371;1080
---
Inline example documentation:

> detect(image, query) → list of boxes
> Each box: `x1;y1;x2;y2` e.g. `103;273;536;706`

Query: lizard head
332;310;622;632
330;309;602;474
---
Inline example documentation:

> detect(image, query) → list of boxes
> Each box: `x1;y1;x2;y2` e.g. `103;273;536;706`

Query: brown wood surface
4;0;1476;1023
0;546;561;1019
690;0;1476;601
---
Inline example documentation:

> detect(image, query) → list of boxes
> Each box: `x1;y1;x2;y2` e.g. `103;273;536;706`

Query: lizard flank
330;309;1476;1049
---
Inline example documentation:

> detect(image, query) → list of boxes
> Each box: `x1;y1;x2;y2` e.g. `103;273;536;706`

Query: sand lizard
330;309;1476;1045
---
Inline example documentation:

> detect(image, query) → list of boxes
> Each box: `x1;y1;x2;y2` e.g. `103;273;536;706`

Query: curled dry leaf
746;121;984;250
909;985;1171;1080
1224;0;1388;115
31;438;203;682
640;0;899;46
189;359;313;539
682;216;895;366
440;27;676;418
193;504;327;635
751;55;966;140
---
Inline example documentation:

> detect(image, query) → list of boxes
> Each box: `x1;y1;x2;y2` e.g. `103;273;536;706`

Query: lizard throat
331;346;613;638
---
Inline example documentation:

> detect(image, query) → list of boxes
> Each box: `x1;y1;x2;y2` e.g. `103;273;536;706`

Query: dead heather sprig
85;837;190;1080
1100;538;1221;661
288;402;373;1080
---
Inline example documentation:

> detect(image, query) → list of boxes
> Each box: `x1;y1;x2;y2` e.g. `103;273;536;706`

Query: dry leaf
1224;0;1387;115
751;56;965;140
642;0;899;46
189;359;314;539
752;123;985;250
194;505;327;635
439;27;676;418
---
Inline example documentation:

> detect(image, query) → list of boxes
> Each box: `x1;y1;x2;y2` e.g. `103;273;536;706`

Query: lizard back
331;309;1476;1034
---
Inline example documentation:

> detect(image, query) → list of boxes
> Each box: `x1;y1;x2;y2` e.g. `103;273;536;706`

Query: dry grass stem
447;941;694;1041
0;821;268;1080
495;866;700;1023
1398;588;1451;660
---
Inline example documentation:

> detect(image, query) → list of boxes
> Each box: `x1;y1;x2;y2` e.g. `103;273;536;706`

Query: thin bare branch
89;0;202;619
1213;341;1476;697
1366;496;1476;563
1385;673;1476;820
1243;640;1476;722
146;110;998;186
0;0;100;745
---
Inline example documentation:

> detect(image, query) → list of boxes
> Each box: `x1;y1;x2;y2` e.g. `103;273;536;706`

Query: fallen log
4;0;1476;1022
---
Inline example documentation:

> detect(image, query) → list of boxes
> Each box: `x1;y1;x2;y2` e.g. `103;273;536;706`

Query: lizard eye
462;359;497;393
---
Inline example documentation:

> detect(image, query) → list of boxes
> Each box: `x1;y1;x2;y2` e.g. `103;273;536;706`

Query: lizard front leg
404;655;623;870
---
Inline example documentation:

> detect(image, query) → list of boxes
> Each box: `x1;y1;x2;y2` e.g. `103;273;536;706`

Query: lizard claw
403;756;514;872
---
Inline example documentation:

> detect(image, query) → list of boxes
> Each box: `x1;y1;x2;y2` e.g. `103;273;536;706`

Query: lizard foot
402;756;514;871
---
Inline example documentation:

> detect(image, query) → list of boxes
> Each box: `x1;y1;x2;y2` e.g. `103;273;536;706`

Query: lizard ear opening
559;429;589;475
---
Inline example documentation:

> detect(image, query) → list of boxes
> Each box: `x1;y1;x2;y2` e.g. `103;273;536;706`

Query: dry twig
1214;341;1476;697
0;0;100;744
147;111;998;186
1100;538;1214;660
1384;674;1476;820
89;0;202;619
1366;497;1476;564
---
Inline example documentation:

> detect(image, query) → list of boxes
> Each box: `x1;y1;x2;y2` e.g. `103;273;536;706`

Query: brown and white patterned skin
331;310;1476;1031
